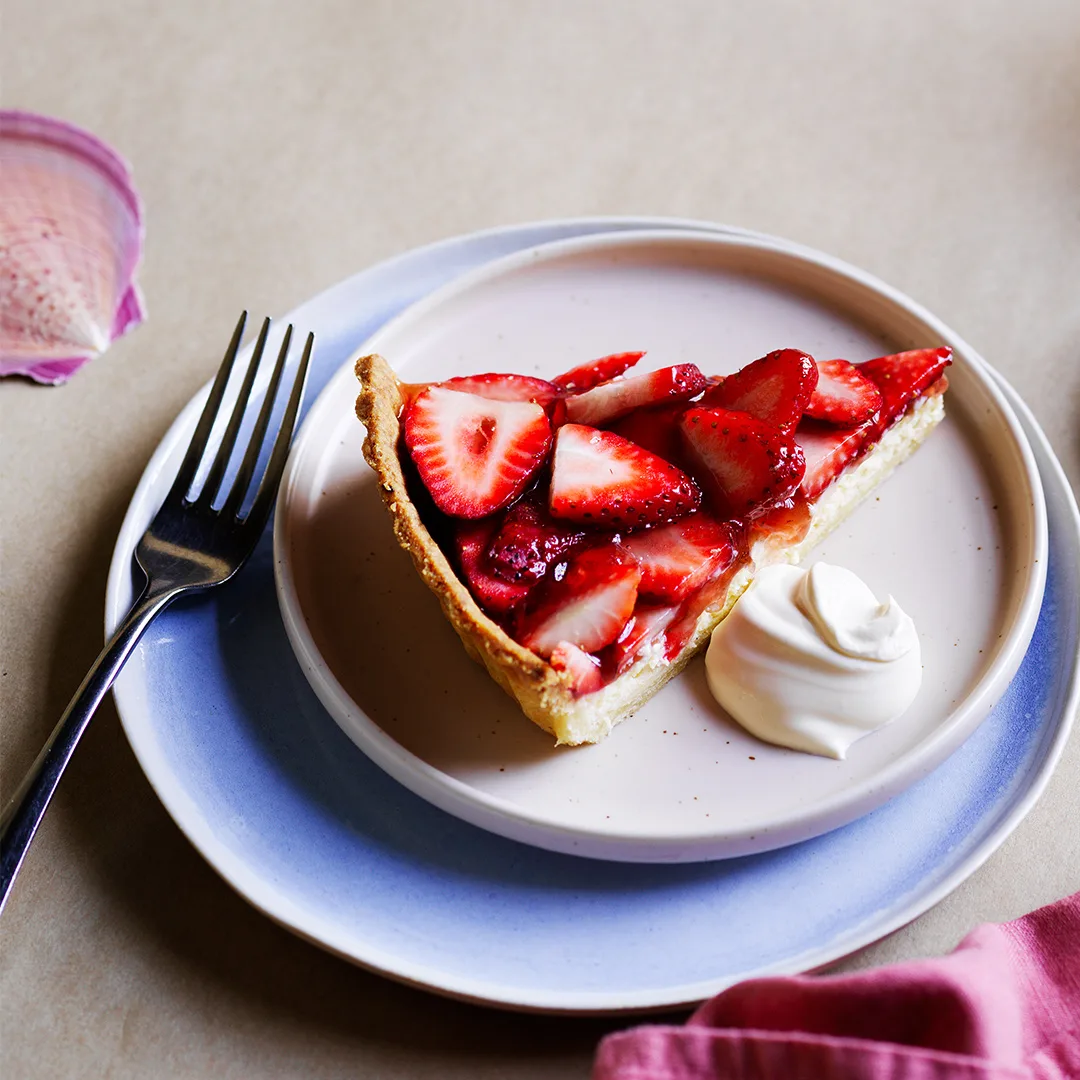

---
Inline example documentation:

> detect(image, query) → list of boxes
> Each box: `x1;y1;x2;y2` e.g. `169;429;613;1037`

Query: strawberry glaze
398;347;951;696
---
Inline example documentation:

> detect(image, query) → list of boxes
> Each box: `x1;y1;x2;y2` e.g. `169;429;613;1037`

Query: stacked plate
107;219;1080;1012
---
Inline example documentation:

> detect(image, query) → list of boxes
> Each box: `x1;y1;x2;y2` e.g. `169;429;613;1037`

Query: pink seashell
1;111;145;385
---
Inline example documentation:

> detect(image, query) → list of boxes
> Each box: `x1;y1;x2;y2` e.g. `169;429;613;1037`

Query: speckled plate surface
274;228;1045;862
106;219;1079;1011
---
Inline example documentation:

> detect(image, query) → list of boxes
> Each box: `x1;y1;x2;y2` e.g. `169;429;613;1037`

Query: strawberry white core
403;386;551;518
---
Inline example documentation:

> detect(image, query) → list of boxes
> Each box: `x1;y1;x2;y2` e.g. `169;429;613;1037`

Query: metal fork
0;313;312;913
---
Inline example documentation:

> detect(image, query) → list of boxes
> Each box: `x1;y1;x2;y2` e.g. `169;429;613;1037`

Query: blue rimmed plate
105;219;1079;1012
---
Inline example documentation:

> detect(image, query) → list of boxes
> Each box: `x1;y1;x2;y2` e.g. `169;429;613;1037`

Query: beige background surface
2;1;1079;1076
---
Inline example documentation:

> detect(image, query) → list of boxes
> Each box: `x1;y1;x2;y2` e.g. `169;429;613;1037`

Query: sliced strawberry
664;567;740;662
547;396;569;428
680;407;806;519
790;348;951;498
794;419;873;499
700;349;818;433
564;364;707;427
486;496;586;584
747;493;810;550
452;520;532;615
549;424;701;528
623;514;737;603
516;544;641;658
550;641;605;695
609;604;679;675
857;347;952;434
804;359;882;426
403;386;552;519
610;405;690;469
439;372;561;406
552;351;645;392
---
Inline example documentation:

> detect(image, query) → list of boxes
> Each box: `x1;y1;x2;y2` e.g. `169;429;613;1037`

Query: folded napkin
594;891;1080;1080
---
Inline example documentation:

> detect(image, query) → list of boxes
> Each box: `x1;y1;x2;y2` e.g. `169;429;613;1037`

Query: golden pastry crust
355;353;947;745
355;352;573;738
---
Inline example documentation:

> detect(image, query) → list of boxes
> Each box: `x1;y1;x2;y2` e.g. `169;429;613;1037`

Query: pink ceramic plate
274;229;1046;862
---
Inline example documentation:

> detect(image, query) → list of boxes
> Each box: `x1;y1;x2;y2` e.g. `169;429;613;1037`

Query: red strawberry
623;514;737;602
609;604;679;674
794;419;873;499
546;396;569;428
439;372;561;406
857;347;952;434
486;496;586;584
663;568;739;662
564;364;707;427
700;349;818;433
549;424;701;528
680;407;806;518
517;544;641;658
610;405;689;469
452;520;532;615
747;494;810;550
403;386;552;518
553;351;645;392
804;359;882;426
550;641;605;695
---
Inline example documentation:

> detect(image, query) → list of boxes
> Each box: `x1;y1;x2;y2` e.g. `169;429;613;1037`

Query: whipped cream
705;563;921;759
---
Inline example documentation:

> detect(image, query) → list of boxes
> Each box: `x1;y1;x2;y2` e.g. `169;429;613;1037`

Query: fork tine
166;312;248;502
244;331;313;527
222;323;293;517
200;317;271;507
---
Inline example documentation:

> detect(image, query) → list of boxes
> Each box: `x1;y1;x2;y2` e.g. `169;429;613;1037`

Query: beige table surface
3;1;1079;1076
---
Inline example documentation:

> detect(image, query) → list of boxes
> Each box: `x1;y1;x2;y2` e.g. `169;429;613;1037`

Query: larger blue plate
106;219;1080;1012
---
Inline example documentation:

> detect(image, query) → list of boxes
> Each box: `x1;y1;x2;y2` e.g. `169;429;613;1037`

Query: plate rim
273;225;1049;860
104;217;1080;1012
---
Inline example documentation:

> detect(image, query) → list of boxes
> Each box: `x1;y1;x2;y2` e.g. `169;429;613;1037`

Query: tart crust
355;352;946;745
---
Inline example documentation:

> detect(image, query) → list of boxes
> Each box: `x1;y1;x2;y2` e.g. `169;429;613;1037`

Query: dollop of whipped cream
705;562;922;759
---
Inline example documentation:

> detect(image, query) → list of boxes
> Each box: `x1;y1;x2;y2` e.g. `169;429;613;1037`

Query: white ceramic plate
274;229;1047;863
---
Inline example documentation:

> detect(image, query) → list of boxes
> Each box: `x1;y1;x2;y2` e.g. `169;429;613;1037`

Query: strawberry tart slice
355;345;950;745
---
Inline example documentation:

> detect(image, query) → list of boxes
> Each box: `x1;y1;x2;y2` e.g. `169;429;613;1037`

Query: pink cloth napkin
594;891;1080;1080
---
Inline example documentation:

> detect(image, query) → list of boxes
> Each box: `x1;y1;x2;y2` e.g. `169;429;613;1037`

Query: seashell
1;110;145;385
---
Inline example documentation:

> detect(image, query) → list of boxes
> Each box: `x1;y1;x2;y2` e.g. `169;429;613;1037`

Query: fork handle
0;582;179;914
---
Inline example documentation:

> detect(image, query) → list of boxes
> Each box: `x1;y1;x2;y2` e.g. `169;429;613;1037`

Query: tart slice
355;346;950;745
